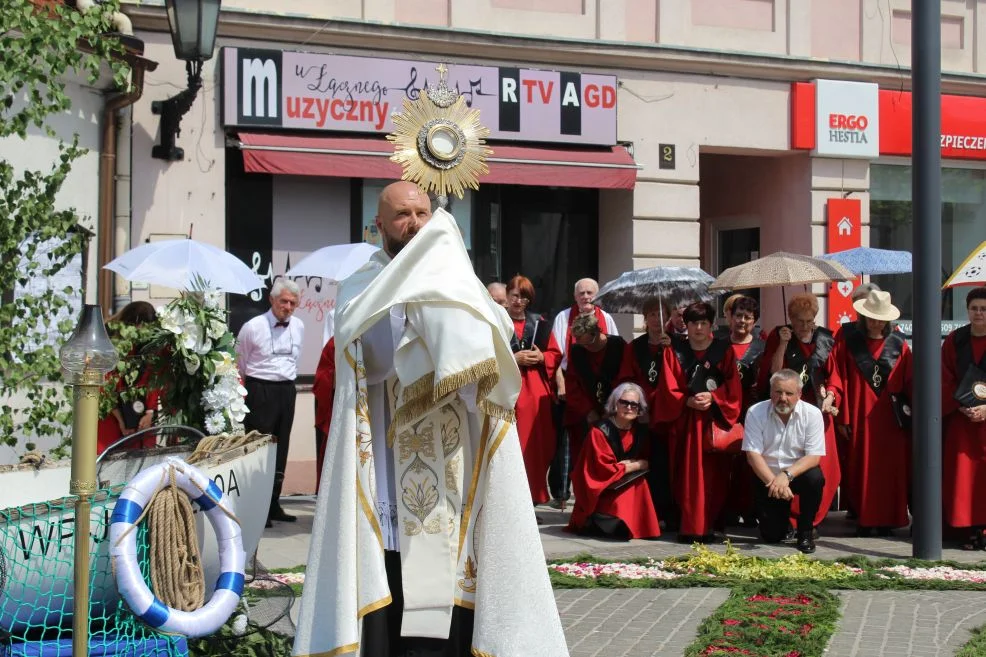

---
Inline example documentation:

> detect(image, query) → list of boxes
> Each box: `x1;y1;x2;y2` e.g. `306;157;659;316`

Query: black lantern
152;0;222;161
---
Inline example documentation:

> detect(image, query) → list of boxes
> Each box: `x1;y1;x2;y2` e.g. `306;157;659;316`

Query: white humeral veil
292;209;569;657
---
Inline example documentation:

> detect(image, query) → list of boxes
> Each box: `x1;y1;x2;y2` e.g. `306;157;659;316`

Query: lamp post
59;305;119;657
151;0;222;161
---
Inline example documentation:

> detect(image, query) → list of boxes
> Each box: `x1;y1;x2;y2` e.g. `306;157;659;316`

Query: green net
0;486;188;657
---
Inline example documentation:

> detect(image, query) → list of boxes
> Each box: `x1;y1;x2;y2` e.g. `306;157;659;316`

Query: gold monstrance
388;63;493;199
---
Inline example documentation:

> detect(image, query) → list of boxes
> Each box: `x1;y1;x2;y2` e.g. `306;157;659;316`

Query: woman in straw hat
832;289;913;536
941;286;986;550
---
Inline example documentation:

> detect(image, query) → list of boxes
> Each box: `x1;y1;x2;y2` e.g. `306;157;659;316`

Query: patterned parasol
820;247;912;275
709;252;854;291
944;240;986;288
593;266;715;316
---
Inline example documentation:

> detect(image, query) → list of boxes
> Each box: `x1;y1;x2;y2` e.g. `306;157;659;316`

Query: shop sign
826;198;862;328
813;79;879;159
220;47;618;146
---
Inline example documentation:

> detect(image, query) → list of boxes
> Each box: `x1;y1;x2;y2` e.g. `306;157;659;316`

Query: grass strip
684;581;840;657
958;625;986;657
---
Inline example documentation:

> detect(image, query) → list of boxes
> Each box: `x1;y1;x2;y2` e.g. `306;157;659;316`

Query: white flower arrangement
146;288;248;434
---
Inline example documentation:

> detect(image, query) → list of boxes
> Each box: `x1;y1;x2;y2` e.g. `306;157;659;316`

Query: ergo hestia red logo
828;113;870;143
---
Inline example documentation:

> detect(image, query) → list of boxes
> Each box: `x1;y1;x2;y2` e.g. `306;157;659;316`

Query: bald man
295;181;567;657
487;281;508;307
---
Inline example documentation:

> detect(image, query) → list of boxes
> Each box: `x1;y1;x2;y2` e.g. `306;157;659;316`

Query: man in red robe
568;383;660;540
941;287;986;549
563;312;627;505
312;336;335;494
832;290;912;535
757;293;842;530
618;298;677;529
504;275;563;504
654;302;742;542
548;278;619;503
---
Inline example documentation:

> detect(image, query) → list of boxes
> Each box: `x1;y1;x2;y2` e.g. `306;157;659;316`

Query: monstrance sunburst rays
387;63;493;199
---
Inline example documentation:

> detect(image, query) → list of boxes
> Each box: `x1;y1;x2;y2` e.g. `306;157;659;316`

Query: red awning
234;132;638;190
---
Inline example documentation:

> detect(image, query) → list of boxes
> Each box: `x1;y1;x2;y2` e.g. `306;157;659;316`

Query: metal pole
70;373;101;657
911;0;942;560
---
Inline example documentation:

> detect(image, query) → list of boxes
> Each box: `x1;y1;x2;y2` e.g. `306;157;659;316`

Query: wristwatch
783;469;794;482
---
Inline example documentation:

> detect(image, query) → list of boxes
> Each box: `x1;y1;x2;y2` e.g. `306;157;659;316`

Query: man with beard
293;181;567;657
742;368;825;554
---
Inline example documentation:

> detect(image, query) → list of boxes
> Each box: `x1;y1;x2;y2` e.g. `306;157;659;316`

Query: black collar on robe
953;324;986;378
672;336;730;395
570;336;627;410
843;323;905;395
778;326;834;402
595;419;645;461
631;334;665;388
734;337;766;392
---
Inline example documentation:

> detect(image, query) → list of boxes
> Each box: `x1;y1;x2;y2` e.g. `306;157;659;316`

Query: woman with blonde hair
757;293;842;531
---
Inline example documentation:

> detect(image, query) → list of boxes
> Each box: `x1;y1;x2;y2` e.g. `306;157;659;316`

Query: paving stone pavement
827;591;986;657
260;497;986;656
556;588;730;657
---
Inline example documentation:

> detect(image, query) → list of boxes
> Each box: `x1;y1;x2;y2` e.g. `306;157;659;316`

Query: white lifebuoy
109;457;245;638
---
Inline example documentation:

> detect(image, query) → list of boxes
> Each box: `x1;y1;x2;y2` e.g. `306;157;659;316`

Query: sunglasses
617;399;641;411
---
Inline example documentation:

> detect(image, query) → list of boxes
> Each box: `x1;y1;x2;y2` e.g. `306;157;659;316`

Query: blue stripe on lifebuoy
139;597;171;628
215;571;245;595
194;480;223;511
110;498;143;525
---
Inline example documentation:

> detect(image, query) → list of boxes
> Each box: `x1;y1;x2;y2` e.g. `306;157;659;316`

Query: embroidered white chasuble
292;210;569;657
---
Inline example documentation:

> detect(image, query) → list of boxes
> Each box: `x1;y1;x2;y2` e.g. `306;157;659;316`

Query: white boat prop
0;431;275;634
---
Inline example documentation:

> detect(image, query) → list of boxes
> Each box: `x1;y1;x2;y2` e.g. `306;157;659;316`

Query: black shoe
265;518;273;528
797;532;816;554
783;526;797;543
269;508;297;523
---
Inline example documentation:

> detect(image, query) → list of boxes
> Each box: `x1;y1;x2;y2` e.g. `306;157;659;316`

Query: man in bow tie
236;278;305;527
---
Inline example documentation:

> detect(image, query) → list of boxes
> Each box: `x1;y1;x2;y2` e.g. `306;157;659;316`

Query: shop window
870;163;986;325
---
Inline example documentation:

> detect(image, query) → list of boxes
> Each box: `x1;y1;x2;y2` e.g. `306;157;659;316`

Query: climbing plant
0;0;126;454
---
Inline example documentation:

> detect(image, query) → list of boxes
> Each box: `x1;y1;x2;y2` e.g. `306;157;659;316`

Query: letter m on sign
235;48;282;126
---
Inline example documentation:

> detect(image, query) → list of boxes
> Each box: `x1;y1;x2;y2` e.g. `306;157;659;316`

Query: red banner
826;198;862;328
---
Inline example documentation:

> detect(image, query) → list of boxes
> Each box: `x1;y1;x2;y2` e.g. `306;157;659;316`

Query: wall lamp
151;0;221;161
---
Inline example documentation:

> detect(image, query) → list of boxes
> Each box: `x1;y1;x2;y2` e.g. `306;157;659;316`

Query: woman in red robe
567;382;660;539
757;293;842;529
506;275;563;504
654;302;742;542
832;290;912;535
941;287;986;549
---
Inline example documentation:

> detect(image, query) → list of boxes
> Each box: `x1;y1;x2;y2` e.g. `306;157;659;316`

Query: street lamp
151;0;222;161
59;305;118;657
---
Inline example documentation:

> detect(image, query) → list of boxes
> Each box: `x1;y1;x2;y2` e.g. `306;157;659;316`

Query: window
870;164;986;322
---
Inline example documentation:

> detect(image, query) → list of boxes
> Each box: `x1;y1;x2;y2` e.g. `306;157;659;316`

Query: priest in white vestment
293;182;569;657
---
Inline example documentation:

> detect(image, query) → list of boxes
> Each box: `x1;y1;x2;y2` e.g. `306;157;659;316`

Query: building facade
119;0;986;492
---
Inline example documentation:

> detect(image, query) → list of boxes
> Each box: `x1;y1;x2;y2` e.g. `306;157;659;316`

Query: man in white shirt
742;368;825;554
236;279;305;527
548;278;618;504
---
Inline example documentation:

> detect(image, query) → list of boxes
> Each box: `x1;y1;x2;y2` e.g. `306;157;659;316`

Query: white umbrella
285;243;380;281
944;240;986;288
104;239;264;295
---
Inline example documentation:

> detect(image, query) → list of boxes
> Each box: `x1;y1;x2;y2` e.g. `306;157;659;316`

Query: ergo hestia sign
813;79;879;158
220;47;618;146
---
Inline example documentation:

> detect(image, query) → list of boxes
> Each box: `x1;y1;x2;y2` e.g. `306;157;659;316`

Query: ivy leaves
0;0;126;453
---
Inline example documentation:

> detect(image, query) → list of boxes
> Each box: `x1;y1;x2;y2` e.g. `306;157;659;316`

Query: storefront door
715;225;761;310
473;185;598;317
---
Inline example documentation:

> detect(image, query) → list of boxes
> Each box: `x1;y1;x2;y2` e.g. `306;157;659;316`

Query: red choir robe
757;327;842;527
654;339;742;537
618;335;666;429
511;315;563;504
941;327;986;529
559;305;613;360
725;338;766;519
833;325;913;528
564;335;627;462
313;337;336;493
97;358;162;454
567;422;661;539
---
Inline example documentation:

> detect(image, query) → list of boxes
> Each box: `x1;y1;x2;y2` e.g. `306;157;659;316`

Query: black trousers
361;550;475;657
754;466;825;542
547;400;570;501
243;377;297;513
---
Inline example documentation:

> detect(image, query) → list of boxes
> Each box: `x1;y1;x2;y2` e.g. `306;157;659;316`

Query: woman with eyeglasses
941;287;986;550
757;293;842;533
566;383;660;540
505;275;563;505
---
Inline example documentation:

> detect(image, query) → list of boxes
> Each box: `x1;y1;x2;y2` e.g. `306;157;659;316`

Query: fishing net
0;486;188;657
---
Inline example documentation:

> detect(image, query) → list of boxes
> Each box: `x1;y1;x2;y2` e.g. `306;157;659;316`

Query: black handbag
954;363;986;409
889;392;912;430
608;469;650;491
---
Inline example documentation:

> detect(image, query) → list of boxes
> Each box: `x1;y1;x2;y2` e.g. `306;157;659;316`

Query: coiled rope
147;466;205;611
